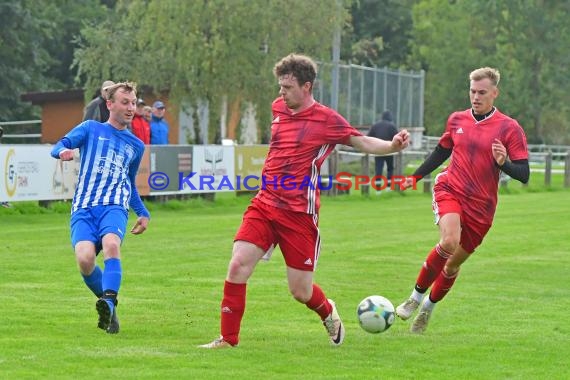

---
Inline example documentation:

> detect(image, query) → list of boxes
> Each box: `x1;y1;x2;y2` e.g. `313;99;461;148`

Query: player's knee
227;257;254;281
75;253;95;274
103;241;120;257
443;265;459;277
227;259;242;275
289;287;311;303
290;291;308;303
439;235;460;253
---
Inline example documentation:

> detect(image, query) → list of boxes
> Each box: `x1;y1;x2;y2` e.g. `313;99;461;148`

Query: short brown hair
273;54;318;88
470;67;500;86
107;82;137;101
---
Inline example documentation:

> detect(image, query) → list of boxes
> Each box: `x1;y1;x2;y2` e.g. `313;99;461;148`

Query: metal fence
335;139;570;192
0;120;42;144
315;62;425;129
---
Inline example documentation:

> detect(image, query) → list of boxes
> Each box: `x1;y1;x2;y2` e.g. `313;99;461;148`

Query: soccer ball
356;295;396;334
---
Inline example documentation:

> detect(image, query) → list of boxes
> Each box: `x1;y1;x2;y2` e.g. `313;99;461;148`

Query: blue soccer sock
82;265;103;298
102;258;122;308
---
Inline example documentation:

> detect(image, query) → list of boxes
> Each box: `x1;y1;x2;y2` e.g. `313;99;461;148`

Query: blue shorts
70;205;128;253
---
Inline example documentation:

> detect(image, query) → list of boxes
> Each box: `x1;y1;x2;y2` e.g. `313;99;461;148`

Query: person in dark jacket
368;110;399;184
83;80;115;122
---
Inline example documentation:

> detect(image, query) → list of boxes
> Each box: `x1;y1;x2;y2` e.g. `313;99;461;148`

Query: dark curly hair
273;54;317;89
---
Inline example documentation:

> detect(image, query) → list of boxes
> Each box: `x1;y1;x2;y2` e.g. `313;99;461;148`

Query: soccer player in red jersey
200;54;410;348
395;67;530;333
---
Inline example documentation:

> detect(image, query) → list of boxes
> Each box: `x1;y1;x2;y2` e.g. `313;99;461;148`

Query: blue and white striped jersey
51;120;150;218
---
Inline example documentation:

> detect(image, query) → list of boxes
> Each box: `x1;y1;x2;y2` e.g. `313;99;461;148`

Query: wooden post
361;154;370;196
564;150;570;187
395;152;403;176
422;151;431;193
328;150;338;196
544;151;552;187
500;173;509;189
394;152;403;192
423;173;431;194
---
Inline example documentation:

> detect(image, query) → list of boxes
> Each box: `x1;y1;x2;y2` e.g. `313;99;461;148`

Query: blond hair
469;67;500;86
107;81;137;101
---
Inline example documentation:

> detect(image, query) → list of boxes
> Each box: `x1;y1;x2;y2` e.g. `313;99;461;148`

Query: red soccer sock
220;280;246;346
305;284;332;320
430;269;458;302
415;244;452;291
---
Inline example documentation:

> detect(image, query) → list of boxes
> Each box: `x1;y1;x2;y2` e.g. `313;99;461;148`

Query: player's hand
399;176;417;191
392;130;410;151
59;149;75;161
492;138;507;166
131;216;149;235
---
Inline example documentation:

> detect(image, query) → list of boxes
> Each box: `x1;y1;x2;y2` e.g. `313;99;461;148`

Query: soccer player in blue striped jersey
51;81;150;334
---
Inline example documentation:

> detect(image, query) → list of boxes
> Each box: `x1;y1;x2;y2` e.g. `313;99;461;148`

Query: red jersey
438;108;528;223
256;98;362;214
131;114;151;144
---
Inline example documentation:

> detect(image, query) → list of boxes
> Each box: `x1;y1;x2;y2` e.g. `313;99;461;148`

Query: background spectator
131;99;151;144
367;110;399;185
150;100;169;144
143;105;152;123
83;80;115;122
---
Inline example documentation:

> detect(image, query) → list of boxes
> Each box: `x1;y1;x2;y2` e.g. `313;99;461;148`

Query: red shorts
235;198;321;271
433;177;492;254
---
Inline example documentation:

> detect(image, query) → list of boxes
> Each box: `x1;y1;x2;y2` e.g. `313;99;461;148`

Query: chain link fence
315;62;425;129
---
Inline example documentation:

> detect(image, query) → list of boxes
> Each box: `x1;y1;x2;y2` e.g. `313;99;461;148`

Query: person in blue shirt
51;81;150;334
150;100;170;144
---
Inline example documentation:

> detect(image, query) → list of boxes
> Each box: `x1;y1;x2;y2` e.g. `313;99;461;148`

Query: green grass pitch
0;189;568;379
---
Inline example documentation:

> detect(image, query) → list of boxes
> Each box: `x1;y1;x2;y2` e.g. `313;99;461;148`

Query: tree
0;1;54;120
409;0;484;134
0;0;110;121
74;0;352;143
348;0;415;68
410;0;570;143
492;0;570;144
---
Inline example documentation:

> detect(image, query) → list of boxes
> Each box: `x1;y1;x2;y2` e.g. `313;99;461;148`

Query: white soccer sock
421;296;436;312
411;289;425;303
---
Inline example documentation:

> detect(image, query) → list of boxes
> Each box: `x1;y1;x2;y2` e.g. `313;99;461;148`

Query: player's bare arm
349;129;409;155
130;216;149;234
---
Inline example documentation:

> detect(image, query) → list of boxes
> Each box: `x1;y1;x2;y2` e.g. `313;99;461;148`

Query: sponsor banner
135;146;151;196
0;144;273;202
0;145;79;201
183;145;235;193
234;145;268;192
148;145;193;194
